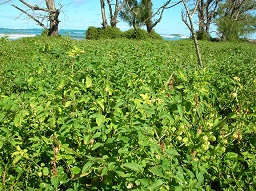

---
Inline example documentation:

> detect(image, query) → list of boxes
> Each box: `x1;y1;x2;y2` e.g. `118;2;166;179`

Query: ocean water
0;28;86;40
0;28;188;41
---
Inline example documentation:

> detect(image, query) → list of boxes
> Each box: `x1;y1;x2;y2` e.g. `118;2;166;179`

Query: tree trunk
144;0;153;32
46;0;60;36
182;0;203;68
100;0;108;28
13;0;60;36
49;11;60;36
198;0;205;33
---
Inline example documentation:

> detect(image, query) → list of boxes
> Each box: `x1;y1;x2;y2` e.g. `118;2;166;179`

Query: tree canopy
215;0;256;40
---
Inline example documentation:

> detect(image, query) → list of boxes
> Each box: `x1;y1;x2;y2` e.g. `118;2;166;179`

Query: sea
0;28;189;41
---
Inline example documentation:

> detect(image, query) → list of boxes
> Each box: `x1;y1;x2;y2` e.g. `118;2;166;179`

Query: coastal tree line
1;0;256;41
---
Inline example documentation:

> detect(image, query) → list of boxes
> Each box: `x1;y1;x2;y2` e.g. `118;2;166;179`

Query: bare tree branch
0;0;10;5
12;4;48;30
182;0;203;68
12;0;62;36
140;0;181;32
19;0;56;12
107;0;125;27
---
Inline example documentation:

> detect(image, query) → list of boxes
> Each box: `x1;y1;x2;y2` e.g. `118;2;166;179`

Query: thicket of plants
0;36;255;190
85;26;162;40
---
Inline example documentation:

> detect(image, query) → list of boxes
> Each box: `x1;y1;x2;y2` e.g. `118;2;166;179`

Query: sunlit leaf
122;163;142;173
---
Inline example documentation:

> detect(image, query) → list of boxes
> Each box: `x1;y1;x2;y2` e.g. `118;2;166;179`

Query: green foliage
196;31;209;40
119;0;142;27
41;29;50;36
124;28;149;39
85;26;100;40
0;37;255;190
149;30;163;40
86;26;162;40
215;0;256;41
86;26;123;40
124;28;162;40
98;27;123;39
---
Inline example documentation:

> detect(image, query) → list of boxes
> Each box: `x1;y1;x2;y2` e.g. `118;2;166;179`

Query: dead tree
100;0;108;28
100;0;125;28
12;0;61;36
182;0;203;68
107;0;125;28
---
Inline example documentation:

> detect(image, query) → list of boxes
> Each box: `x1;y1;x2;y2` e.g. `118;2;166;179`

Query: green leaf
196;171;204;185
185;101;192;112
149;166;164;177
122;163;142;173
51;176;59;188
83;135;91;145
43;167;49;176
139;178;149;187
167;148;180;156
71;166;81;175
97;99;105;111
0;112;5;122
57;79;65;90
177;104;183;117
147;179;164;190
90;113;105;126
86;76;92;88
0;141;3;149
101;167;108;176
12;155;22;165
82;161;93;173
64;101;72;107
14;113;22;127
91;142;102;150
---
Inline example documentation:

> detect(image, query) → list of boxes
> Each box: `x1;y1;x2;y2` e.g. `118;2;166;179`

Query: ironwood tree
12;0;61;36
120;0;179;33
215;0;256;41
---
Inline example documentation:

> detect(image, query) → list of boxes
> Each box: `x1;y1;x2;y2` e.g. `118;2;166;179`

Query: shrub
99;27;123;39
86;26;123;40
86;26;100;40
123;28;162;40
86;26;162;40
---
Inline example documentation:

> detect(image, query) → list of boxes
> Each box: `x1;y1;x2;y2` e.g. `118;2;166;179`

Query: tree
100;0;108;28
12;0;61;36
120;0;178;33
100;0;125;28
107;0;125;27
197;0;220;39
182;0;203;68
120;0;141;30
215;0;256;41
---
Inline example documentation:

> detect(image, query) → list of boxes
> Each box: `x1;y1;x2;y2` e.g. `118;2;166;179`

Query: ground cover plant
0;36;255;190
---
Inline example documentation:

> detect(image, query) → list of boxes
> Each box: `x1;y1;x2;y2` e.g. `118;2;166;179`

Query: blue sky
0;0;255;38
0;0;194;36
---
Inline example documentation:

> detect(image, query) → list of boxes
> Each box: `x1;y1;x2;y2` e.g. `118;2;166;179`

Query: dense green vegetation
85;27;163;40
0;36;255;190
